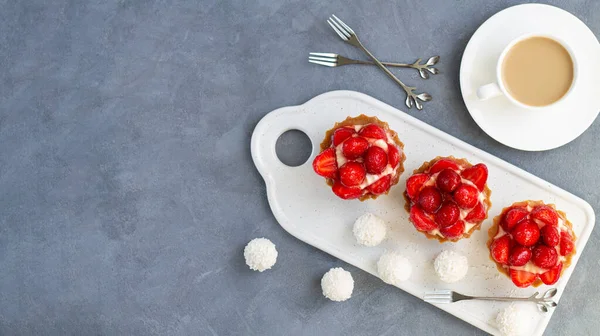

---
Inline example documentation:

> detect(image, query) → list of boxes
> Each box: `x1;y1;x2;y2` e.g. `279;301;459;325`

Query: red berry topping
453;184;479;209
312;148;337;179
436;169;461;193
460;163;488;191
502;207;528;231
531;205;559;226
491;235;512;264
358;124;386;140
440;220;465;239
332;127;355;146
532;245;558;269
429;159;460;174
512;220;540;247
364;146;388;174
464;202;486;222
332;181;363;200
509;246;532;266
367;175;391;195
509;269;537;288
406;174;429;200
341;137;369;159
339;162;366;187
387;144;400;168
435;201;460;227
560;231;575;256
409;205;438;231
540;263;563;285
417;186;442;213
540;225;559;247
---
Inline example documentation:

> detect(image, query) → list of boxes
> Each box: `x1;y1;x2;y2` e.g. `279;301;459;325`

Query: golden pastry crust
319;114;406;201
403;156;492;243
487;200;576;287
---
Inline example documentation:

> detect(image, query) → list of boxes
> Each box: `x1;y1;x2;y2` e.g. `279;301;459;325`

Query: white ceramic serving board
250;90;595;335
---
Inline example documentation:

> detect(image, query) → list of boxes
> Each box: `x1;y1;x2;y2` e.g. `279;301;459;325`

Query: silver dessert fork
423;288;558;313
308;53;440;79
326;14;432;110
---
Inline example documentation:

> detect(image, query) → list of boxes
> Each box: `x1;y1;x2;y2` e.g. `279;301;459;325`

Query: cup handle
476;83;503;101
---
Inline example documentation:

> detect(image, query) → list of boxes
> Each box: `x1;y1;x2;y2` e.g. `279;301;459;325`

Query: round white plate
460;4;600;151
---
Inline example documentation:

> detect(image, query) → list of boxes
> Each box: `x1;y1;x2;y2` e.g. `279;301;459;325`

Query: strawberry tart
404;157;491;242
312;115;406;201
488;201;576;288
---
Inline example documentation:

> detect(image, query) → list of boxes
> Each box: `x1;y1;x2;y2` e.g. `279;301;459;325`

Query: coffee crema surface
502;37;574;107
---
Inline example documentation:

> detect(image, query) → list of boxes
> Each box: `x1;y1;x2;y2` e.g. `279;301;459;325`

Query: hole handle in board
251;106;319;179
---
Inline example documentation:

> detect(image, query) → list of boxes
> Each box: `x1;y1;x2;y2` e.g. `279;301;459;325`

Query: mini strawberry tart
312;115;406;201
404;156;491;242
488;201;576;288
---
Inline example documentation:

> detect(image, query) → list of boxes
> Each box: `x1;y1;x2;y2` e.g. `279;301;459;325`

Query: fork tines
327;15;354;41
423;290;453;304
308;53;338;67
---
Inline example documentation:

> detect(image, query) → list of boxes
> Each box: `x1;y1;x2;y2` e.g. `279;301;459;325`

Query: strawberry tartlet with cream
404;157;491;242
312;115;406;201
488;201;576;288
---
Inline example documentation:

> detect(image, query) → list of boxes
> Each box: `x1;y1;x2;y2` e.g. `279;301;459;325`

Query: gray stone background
1;0;598;335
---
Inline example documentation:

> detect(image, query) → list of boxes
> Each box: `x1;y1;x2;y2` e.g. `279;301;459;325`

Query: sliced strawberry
341;137;369;159
332;127;356;146
358;124;386;140
540;224;559;247
406;174;429;200
509;269;537;288
429;159;460;174
418;186;442;213
512;220;540;247
440;219;465;239
460;163;488;191
367;175;391;195
531;205;559;226
453;184;479;209
364;146;388;174
559;231;575;256
502;207;529;231
339;162;366;187
435;201;460;227
312;148;337;179
491;235;512;264
436;169;461;193
387;144;400;168
532;245;558;269
332;181;363;200
464;202;486;222
508;245;532;266
540;263;563;285
409;205;438;231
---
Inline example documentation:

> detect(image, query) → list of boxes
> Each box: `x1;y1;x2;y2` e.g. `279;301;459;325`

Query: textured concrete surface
1;0;599;335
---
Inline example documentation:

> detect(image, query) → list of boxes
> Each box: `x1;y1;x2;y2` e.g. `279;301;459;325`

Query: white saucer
460;4;600;151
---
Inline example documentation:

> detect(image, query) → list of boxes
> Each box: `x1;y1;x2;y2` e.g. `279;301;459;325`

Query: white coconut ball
321;267;354;302
377;251;412;286
244;238;278;272
433;250;468;283
496;304;533;336
353;213;387;246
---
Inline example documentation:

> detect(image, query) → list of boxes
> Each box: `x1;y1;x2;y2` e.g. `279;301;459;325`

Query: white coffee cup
476;33;578;109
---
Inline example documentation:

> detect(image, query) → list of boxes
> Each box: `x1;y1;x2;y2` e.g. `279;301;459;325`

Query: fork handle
467;296;538;302
353;39;410;91
348;59;412;68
